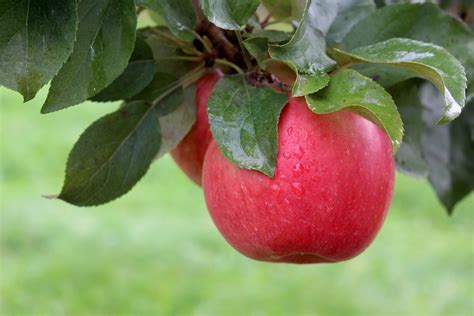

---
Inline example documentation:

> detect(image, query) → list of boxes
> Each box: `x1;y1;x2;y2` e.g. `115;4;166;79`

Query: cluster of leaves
0;0;472;213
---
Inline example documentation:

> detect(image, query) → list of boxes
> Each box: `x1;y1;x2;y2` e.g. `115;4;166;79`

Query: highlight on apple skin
202;97;395;263
171;70;223;185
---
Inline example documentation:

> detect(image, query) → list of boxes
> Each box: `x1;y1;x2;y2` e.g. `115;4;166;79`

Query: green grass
1;86;473;316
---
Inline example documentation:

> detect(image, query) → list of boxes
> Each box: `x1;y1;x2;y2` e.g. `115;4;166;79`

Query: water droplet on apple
302;131;308;142
292;162;305;177
291;182;304;196
271;184;280;192
293;145;305;159
321;191;329;201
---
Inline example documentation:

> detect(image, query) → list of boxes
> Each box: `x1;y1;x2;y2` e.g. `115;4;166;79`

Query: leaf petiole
161;56;203;62
329;62;359;76
150;28;203;56
192;31;214;53
215;59;244;74
152;63;206;107
235;30;253;70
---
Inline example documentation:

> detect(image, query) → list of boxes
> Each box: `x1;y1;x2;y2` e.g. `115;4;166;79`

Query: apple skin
171;70;222;185
202;97;395;263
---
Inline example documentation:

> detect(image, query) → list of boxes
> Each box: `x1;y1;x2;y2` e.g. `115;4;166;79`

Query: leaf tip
42;194;59;200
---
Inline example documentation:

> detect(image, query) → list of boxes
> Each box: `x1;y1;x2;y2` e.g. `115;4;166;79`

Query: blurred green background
0;82;473;315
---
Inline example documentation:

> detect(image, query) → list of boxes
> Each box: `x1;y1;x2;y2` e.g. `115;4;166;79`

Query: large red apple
202;97;395;263
171;70;222;185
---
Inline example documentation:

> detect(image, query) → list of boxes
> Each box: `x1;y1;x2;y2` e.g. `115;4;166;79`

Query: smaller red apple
171;70;222;185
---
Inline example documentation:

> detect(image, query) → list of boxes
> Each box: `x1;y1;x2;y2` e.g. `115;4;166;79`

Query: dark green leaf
58;71;196;206
131;72;183;113
137;0;196;41
326;0;375;45
200;0;261;30
59;101;161;206
343;3;474;102
244;30;289;68
269;0;336;96
0;0;77;101
420;84;474;214
389;79;428;177
155;85;196;158
141;28;193;77
208;74;288;176
244;37;269;69
91;36;155;102
290;0;375;43
306;69;403;151
41;0;137;113
129;71;196;159
330;38;467;123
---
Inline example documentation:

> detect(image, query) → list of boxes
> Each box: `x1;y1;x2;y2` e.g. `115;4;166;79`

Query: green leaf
306;69;403;151
250;30;290;43
326;0;375;45
41;0;137;113
261;0;293;18
91;35;155;102
58;70;197;206
243;30;289;69
0;0;77;101
419;84;474;214
389;79;428;177
290;0;375;43
330;38;467;123
303;0;338;35
141;28;193;77
208;74;288;177
137;0;196;41
58;101;161;206
200;0;261;30
350;64;416;88
269;0;336;97
343;3;474;102
155;85;196;159
129;71;196;159
131;72;183;110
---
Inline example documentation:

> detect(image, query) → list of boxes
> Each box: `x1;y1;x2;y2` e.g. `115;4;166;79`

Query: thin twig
150;28;203;56
260;13;272;28
215;59;244;74
329;62;360;76
192;30;213;53
235;30;252;70
161;56;203;62
152;64;206;107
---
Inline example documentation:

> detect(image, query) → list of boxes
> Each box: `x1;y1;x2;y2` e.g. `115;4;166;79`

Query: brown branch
197;20;242;66
192;0;205;23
